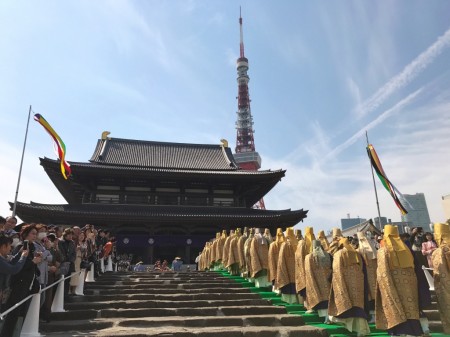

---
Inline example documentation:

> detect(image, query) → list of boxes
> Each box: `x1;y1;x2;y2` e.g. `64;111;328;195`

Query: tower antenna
239;7;245;58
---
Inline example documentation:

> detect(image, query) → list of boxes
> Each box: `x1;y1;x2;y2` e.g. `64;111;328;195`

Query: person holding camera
0;234;28;311
410;227;428;267
0;224;42;337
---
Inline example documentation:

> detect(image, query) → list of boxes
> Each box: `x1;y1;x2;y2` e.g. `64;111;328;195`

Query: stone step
64;298;270;310
42;325;329;337
68;292;261;302
83;282;245;290
423;309;441;321
40;314;306;333
83;287;253;295
89;279;237;285
96;325;329;337
429;320;443;333
50;305;288;321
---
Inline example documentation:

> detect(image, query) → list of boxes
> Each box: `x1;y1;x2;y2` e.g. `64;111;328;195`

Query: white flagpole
365;131;382;230
12;105;32;217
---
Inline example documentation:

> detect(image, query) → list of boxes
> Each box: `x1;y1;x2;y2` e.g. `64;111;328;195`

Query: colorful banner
34;114;71;179
367;144;408;215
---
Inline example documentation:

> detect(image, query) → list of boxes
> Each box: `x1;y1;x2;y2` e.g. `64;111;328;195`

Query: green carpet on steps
215;270;442;337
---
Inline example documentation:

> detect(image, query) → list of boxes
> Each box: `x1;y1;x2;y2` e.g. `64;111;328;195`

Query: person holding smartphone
0;224;42;337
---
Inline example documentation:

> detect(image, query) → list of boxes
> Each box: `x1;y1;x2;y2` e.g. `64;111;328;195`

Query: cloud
347;77;362;110
264;90;450;232
325;87;423;161
355;27;450;117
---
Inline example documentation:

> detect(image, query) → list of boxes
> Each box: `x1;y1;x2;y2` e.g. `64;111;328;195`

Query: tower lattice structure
233;12;265;210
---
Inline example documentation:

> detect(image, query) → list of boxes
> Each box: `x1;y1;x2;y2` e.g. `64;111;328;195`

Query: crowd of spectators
0;215;115;336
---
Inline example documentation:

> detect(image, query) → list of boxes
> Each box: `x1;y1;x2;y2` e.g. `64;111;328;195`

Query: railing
422;265;435;291
0;257;111;337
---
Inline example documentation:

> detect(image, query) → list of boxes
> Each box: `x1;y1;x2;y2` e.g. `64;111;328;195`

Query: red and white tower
233;11;265;209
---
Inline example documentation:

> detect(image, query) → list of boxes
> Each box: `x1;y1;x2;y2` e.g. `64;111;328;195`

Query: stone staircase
40;272;329;337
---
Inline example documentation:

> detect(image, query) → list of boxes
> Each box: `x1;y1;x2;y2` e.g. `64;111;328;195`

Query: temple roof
40;157;285;205
11;201;308;229
89;138;239;171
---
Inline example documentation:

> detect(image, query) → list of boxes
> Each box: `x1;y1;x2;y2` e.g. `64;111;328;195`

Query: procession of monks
198;223;450;337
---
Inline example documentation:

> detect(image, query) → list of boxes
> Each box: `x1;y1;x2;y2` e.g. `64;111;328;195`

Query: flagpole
12;105;32;217
365;131;382;230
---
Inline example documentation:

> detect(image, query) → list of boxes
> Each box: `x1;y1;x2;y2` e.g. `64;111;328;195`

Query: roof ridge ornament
99;131;111;160
101;131;111;140
220;139;229;147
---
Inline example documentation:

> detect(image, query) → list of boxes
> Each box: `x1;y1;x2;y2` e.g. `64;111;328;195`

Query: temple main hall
12;135;307;263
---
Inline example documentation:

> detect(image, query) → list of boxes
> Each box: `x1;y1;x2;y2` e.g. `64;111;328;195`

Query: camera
23;240;29;250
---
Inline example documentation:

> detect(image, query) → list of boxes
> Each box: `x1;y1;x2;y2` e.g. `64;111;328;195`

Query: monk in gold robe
376;225;423;336
304;240;332;322
432;223;450;334
244;228;255;280
328;228;343;255
295;226;315;306
357;231;377;321
215;230;227;269
263;228;273;244
318;230;330;251
210;232;220;270
222;230;234;269
250;228;271;287
295;229;303;241
276;227;299;304
268;228;284;290
227;228;241;275
329;238;370;337
237;227;249;276
199;242;211;271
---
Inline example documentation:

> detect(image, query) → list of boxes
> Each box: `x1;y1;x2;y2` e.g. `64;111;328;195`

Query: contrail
325;88;423;161
356;27;450;117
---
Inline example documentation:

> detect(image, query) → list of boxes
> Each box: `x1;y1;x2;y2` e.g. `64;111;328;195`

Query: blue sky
1;1;450;232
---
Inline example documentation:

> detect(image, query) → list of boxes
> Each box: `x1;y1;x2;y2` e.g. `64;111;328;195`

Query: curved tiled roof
89;138;239;171
11;202;308;228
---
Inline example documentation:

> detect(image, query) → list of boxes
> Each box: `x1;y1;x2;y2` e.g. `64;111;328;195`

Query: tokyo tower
233;10;265;210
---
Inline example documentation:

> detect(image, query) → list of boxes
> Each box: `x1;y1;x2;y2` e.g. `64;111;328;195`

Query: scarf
383;225;414;269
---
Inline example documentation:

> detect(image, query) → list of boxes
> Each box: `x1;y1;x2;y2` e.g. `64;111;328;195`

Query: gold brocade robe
432;246;450;333
365;257;377;301
210;239;218;264
216;237;226;263
244;236;254;277
304;253;332;310
227;236;240;268
268;241;282;283
237;235;247;269
328;249;365;316
250;236;269;278
222;236;233;268
375;247;420;330
295;239;307;293
276;241;296;289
